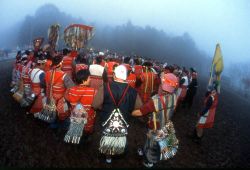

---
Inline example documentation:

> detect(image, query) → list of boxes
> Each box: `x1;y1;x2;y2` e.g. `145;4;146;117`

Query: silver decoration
99;108;129;155
64;103;88;144
37;98;57;123
19;93;36;107
146;121;179;161
64;117;87;144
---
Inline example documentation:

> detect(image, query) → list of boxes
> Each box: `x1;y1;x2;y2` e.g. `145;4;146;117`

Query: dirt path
0;60;249;168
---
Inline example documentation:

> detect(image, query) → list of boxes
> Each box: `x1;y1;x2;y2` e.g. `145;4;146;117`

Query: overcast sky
1;0;250;65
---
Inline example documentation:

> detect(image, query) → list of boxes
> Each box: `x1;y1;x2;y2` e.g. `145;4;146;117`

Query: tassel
99;136;127;155
37;108;57;123
24;86;31;97
64;118;86;144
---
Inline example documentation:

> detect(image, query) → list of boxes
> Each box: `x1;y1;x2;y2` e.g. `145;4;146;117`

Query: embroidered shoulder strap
107;82;129;107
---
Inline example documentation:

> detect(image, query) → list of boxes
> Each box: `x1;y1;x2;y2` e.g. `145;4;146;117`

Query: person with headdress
132;73;179;168
89;55;108;91
28;51;47;116
64;69;96;143
19;52;34;107
192;85;218;144
74;53;89;73
41;53;75;128
10;51;22;89
92;65;143;164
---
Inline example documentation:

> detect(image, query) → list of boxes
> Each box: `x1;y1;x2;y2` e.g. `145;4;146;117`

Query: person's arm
200;96;213;116
134;94;143;109
64;88;70;101
64;88;72;109
92;85;104;110
39;72;46;95
132;99;155;117
63;74;75;88
39;72;46;89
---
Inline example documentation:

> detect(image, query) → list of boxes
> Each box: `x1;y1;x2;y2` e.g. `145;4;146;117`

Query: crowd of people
9;44;218;168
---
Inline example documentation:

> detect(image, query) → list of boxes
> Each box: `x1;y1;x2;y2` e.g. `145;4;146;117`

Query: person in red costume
61;49;78;79
65;69;96;137
192;85;219;144
42;53;75;128
28;52;47;116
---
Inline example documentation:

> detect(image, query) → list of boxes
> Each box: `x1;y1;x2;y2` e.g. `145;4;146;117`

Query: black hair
143;61;153;67
76;69;90;85
95;56;103;64
165;65;174;73
25;50;30;56
124;57;131;64
75;54;87;64
134;58;140;65
52;54;63;66
62;48;70;55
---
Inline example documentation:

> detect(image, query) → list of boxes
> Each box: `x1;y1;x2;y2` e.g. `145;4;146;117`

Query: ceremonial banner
64;24;94;50
48;24;60;51
33;37;44;51
208;43;224;94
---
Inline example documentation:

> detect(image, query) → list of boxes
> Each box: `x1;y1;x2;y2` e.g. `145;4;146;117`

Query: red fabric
134;65;143;78
154;76;161;93
177;85;187;106
57;97;70;120
44;59;52;72
45;70;68;120
127;73;136;88
70;50;78;58
61;55;74;79
140;99;155;115
65;85;96;134
179;85;187;99
139;99;161;129
45;70;66;101
106;61;118;78
31;83;41;96
21;65;32;85
16;63;22;73
197;94;219;129
138;72;156;103
29;95;43;113
75;64;88;73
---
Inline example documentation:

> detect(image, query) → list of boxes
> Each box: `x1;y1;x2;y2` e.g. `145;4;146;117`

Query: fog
0;0;250;85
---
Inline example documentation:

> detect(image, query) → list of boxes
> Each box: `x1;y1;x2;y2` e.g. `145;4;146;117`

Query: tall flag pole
208;43;224;94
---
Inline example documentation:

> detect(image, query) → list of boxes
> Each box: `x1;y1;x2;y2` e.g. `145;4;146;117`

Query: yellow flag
212;44;224;75
208;43;224;94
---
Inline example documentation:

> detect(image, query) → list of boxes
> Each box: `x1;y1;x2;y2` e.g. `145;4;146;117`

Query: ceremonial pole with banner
63;24;95;51
47;23;60;54
208;43;224;94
